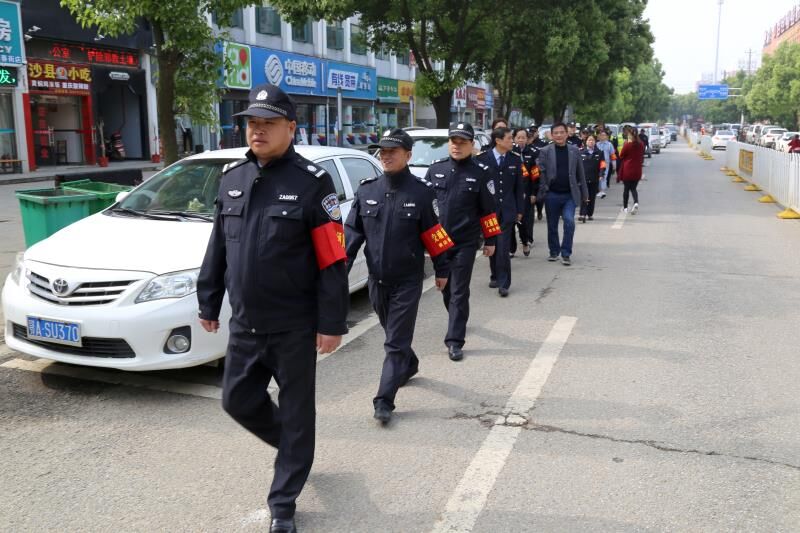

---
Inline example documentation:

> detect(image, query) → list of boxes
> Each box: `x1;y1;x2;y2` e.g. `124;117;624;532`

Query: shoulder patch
295;157;327;178
511;150;521;157
222;158;248;174
360;176;379;185
415;176;434;188
431;157;449;164
477;162;489;171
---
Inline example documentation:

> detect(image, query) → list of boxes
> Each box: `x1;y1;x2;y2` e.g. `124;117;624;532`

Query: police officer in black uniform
197;84;349;533
511;128;540;257
567;122;583;148
345;128;453;424
477;127;525;296
530;125;549;221
425;122;500;361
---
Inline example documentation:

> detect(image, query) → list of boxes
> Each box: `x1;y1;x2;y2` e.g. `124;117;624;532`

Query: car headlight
10;252;25;286
135;269;200;303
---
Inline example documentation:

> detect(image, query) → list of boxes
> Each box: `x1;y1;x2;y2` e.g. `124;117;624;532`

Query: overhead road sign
698;84;729;100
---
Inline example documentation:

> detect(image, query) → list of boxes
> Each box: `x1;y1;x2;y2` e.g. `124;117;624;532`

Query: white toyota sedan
711;130;736;150
2;146;381;371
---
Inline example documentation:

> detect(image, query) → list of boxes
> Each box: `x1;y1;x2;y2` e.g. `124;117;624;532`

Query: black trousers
510;202;534;254
368;279;423;411
442;244;478;348
489;221;513;290
581;181;599;217
623;180;640;208
222;328;317;520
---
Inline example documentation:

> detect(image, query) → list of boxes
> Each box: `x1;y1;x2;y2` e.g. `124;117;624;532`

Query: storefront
25;40;149;167
221;43;378;148
377;77;415;131
467;86;487;130
0;0;26;173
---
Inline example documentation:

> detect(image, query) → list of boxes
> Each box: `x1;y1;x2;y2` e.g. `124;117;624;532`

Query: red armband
530;165;541;180
600;160;607;170
522;165;530;179
311;222;347;270
480;213;502;238
420;223;454;257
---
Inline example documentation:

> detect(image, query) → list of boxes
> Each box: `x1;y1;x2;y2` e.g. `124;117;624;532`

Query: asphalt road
1;140;799;532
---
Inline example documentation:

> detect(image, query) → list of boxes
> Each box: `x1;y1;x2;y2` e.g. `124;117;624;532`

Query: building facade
763;4;800;56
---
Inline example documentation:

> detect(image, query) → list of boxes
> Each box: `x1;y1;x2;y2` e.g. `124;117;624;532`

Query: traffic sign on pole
698;84;729;100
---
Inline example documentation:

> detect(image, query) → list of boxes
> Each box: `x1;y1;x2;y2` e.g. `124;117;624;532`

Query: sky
644;0;800;94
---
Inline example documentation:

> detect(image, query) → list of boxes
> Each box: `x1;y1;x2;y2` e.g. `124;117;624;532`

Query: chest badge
435;173;445;178
227;190;243;198
487;180;495;195
365;199;378;205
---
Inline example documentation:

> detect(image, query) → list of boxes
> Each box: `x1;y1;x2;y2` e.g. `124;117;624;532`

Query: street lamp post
713;0;724;83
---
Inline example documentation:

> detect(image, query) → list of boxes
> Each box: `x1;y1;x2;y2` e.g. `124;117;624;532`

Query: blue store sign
0;0;24;67
325;60;376;100
251;47;322;95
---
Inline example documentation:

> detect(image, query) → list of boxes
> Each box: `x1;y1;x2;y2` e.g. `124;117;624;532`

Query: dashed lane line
430;315;578;533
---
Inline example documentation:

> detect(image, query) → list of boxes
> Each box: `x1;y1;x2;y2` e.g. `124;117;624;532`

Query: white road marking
431;316;578;533
612;209;627;229
1;357;224;399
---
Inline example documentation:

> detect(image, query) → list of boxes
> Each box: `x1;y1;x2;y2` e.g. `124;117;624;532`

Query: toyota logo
52;279;70;295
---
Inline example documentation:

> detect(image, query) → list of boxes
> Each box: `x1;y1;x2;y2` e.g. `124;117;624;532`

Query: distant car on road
759;127;787;148
751;124;775;145
2;146;382;371
711;129;736;150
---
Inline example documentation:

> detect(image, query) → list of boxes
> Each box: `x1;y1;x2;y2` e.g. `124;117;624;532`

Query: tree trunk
431;92;453;128
152;22;180;165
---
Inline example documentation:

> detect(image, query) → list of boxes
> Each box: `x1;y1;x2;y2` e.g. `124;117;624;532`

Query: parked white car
775;131;800;152
711;129;736;150
2;146;381;371
759;127;787;148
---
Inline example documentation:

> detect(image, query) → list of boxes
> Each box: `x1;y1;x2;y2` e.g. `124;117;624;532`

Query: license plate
27;316;82;347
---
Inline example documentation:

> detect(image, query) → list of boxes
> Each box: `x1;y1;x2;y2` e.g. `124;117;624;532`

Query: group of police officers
196;83;617;532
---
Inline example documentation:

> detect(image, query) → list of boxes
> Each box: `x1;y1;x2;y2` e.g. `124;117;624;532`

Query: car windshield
768;129;787;135
409;137;451;167
782;132;798;139
717;130;733;136
115;159;231;215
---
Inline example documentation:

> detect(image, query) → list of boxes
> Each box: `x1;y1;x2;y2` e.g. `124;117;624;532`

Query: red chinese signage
27;41;140;68
467;86;486;109
27;60;92;95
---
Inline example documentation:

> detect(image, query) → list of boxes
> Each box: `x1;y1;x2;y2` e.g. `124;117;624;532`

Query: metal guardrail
724;141;800;219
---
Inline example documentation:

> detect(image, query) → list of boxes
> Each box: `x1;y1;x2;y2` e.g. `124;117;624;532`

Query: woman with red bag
617;127;645;214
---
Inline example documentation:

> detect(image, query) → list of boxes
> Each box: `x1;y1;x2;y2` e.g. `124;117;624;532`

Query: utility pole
745;48;754;75
714;0;724;83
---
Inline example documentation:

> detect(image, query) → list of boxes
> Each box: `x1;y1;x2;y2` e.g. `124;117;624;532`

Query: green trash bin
62;179;133;214
15;188;99;248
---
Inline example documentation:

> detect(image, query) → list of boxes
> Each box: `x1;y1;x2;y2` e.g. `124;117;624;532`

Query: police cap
378;128;414;150
233;83;297;121
448;122;475;141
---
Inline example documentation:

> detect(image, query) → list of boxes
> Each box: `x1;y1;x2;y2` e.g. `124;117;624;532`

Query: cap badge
457;123;464;129
256;90;268;101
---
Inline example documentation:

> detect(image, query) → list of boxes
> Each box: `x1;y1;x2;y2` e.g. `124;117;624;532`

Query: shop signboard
27;59;92;95
223;42;251;90
251;47;322;95
398;81;415;104
484;89;494;109
0;0;24;67
467;86;486;109
377;77;399;103
452;86;467;108
29;41;141;68
0;65;15;86
325;60;376;100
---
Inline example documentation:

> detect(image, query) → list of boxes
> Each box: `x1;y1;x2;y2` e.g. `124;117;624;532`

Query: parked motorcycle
106;131;126;160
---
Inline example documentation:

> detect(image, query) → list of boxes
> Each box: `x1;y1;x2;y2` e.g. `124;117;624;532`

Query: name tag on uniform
435;173;445;178
366;199;378;205
279;194;299;201
403;202;416;208
465;177;477;183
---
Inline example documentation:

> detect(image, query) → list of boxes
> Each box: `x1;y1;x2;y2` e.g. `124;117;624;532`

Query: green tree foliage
628;59;673;122
60;0;252;164
747;42;800;129
269;0;513;127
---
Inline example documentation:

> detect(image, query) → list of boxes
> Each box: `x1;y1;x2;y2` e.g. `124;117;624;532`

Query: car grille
27;271;138;306
12;323;136;358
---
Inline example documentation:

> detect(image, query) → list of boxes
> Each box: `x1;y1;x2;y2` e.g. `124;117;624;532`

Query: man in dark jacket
345;129;452;424
197;84;349;533
537;122;589;266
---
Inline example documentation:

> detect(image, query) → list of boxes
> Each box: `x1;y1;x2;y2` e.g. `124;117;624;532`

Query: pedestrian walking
618;127;645;214
579;134;605;223
425;122;500;361
477;127;525;296
530;126;548;221
567;122;583;148
197;84;350;533
537;122;589;266
511;128;539;256
596;128;616;197
639;128;651;159
345;129;452;424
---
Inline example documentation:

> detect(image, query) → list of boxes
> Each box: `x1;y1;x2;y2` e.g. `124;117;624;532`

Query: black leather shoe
448;344;464;361
489;279;498;288
374;406;392;424
523;245;531;257
270;518;297;533
499;288;509;297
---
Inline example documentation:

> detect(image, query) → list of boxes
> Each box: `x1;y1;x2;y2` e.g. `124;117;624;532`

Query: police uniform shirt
424;156;501;247
197;146;349;335
476;149;526;225
579;147;605;184
344;167;453;283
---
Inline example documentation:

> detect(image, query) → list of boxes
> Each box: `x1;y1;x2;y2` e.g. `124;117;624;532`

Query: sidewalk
0;160;164;186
